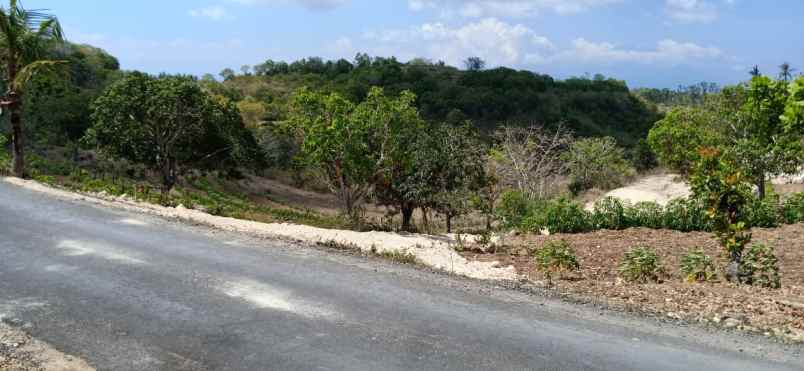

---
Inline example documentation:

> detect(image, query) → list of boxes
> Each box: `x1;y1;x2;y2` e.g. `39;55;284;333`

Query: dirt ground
465;224;804;343
0;323;93;371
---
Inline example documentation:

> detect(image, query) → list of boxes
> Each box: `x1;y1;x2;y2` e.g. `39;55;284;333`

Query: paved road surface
0;180;801;371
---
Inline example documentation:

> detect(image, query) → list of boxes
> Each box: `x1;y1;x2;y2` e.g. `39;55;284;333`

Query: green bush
781;193;804;224
534;240;580;277
741;244;781;289
662;197;710;232
537;198;592;234
625;201;664;229
591;197;627;230
746;195;781;228
680;249;717;282
619;246;664;283
496;190;532;229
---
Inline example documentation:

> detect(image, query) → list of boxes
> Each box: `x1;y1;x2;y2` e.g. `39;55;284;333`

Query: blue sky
33;0;804;88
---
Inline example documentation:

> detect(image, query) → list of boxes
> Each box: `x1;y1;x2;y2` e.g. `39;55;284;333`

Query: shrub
592;197;627;230
538;198;592;234
564;137;636;194
625;201;664;229
741;244;781;289
781;193;804;224
662;197;710;232
496;190;531;229
680;249;717;283
746;195;781;228
619;246;664;283
534;240;580;278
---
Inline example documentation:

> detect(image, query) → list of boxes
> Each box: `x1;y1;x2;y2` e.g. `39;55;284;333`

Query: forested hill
210;56;661;146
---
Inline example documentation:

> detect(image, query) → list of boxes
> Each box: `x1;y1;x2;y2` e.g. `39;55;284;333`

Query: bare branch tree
492;124;574;199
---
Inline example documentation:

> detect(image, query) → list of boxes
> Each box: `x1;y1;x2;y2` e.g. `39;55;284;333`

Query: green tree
0;0;64;177
647;107;722;174
287;87;375;220
358;88;426;231
414;123;488;233
726;76;800;199
464;57;486;71
782;77;804;134
219;68;235;81
85;72;260;197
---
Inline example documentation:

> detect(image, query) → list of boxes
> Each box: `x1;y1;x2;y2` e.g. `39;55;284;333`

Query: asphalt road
0;180;802;371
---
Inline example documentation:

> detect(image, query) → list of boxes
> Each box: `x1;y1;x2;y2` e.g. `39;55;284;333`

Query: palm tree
749;65;761;77
0;0;64;177
779;62;796;82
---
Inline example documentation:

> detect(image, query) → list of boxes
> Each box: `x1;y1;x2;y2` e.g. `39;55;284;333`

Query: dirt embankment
467;225;804;343
1;322;94;371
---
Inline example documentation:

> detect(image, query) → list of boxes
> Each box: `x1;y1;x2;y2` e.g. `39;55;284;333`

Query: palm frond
12;59;67;90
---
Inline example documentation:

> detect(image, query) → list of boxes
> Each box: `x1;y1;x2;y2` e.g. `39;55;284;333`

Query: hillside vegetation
214;56;661;146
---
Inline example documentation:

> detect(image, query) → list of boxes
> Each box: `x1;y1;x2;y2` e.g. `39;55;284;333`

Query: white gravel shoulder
2;177;518;281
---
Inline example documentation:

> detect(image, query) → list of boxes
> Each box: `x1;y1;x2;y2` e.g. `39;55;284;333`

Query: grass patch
22;153;353;230
377;250;419;265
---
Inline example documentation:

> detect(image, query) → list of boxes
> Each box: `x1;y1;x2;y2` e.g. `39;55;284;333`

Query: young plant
534;240;580;282
741;244;781;289
689;147;753;284
619;246;664;283
680;249;717;283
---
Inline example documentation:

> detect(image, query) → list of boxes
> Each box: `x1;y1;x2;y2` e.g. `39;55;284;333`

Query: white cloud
553;38;722;64
665;0;734;23
363;18;553;67
408;0;623;18
188;5;232;21
226;0;347;11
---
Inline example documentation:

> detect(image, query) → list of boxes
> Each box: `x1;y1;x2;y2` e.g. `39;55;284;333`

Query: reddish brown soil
466;224;804;342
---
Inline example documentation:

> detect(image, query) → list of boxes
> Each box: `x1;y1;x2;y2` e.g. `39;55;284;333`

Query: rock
712;316;722;324
723;318;742;329
788;328;804;343
176;204;187;210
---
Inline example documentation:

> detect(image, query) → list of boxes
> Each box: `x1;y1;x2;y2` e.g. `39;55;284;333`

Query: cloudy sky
39;0;803;88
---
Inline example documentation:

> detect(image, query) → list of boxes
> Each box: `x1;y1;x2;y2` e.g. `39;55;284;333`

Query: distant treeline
212;55;662;146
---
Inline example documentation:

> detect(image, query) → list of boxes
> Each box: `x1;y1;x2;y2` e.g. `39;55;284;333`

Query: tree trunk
725;250;744;284
10;104;24;178
756;176;766;200
401;203;415;232
160;158;177;203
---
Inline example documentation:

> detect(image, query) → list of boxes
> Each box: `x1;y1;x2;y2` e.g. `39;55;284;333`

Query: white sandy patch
43;264;78;273
587;174;691;210
220;279;338;319
118;218;148;226
4;177;517;281
772;170;804;185
56;240;146;265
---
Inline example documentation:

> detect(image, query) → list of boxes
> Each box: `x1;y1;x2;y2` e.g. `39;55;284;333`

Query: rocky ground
466;224;804;343
0;321;93;371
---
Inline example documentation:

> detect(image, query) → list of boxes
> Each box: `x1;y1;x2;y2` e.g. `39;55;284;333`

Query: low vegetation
533;239;580;282
619;246;665;283
496;193;804;235
679;249;718;283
